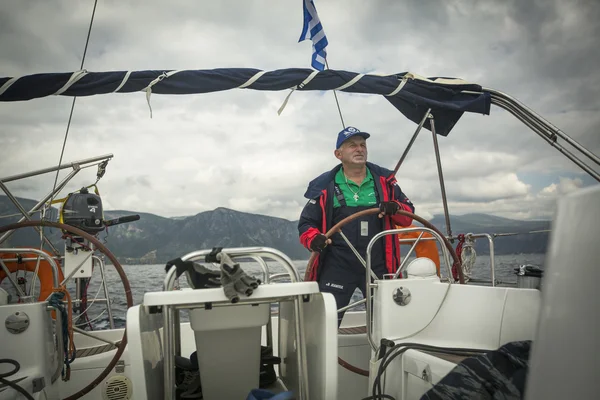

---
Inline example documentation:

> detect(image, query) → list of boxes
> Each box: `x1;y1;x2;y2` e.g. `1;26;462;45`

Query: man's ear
334;148;342;160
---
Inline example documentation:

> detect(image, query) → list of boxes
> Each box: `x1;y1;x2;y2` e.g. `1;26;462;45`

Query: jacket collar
303;162;395;199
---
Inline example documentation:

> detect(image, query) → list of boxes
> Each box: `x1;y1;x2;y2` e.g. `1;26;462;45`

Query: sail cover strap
0;68;491;136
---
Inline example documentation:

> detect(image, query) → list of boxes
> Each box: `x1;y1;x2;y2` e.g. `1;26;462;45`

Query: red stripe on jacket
380;176;413;274
379;176;395;274
303;189;328;281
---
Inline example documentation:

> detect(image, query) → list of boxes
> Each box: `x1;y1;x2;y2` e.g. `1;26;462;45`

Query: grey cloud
0;181;38;194
124;175;152;189
360;0;451;33
0;2;93;73
503;0;600;109
340;0;600;115
1;0;598;222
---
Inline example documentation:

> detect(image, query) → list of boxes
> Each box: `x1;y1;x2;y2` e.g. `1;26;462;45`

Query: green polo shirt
333;168;378;208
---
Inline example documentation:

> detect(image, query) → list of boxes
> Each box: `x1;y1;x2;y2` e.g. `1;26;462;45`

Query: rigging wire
325;59;346;129
47;0;99;213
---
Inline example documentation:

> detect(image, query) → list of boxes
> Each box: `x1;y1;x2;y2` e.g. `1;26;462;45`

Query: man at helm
298;126;414;325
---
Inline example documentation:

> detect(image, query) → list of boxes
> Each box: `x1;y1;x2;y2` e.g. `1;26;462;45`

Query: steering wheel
0;220;133;400
304;208;465;284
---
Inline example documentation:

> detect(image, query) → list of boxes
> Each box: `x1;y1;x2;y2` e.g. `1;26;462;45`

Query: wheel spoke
338;231;378;281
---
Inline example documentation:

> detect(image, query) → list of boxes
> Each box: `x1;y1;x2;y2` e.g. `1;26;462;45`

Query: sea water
70;253;545;329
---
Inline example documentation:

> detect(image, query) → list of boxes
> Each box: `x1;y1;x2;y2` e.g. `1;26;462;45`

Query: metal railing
269;272;291;282
91;255;115;329
0;249;117;350
0;154;114;248
398;231;498;286
364;227;453;352
161;247;308;400
0;248;61;299
484;88;599;182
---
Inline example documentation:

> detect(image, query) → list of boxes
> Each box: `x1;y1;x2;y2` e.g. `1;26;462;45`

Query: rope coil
48;287;77;381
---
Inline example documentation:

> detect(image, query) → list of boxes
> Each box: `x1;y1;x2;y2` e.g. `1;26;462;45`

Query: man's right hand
310;233;331;253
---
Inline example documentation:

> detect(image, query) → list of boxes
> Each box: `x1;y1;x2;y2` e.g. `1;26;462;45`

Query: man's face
335;136;367;166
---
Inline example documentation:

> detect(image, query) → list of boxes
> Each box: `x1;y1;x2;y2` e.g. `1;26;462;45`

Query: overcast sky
0;0;598;223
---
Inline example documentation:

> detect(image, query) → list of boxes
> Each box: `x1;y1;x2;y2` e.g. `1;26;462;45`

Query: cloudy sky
0;0;598;223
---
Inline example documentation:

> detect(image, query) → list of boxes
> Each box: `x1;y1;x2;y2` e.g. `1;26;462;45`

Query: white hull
1;179;597;400
51;311;370;400
2;279;541;399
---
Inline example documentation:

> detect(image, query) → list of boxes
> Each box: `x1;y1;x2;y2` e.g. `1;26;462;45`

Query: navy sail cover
0;68;491;136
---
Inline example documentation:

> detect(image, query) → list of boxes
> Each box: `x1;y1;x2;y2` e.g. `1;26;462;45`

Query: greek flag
298;0;328;71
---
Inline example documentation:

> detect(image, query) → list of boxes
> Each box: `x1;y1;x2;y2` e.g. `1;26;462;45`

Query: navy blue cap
335;126;370;149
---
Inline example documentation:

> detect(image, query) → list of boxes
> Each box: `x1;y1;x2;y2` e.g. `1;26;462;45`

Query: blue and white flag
298;0;328;71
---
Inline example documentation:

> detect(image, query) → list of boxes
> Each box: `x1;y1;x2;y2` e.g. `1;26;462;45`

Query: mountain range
0;195;551;264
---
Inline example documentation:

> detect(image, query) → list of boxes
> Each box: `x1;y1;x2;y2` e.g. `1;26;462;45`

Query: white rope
142;70;183;118
386;76;409;97
333;73;364;91
54;70;88;95
0;76;20;97
238;71;267;88
277;70;319;115
113;71;132;92
460;235;476;282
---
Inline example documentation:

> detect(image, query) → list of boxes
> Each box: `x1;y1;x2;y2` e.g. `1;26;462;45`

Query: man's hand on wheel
379;201;400;218
310;233;331;253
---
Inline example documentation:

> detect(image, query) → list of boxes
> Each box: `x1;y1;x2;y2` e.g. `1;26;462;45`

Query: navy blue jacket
298;162;415;281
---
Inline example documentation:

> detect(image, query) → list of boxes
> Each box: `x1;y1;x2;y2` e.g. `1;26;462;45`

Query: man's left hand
379;201;400;218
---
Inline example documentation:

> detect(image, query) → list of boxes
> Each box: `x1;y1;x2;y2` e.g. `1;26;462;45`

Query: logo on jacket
325;282;344;290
